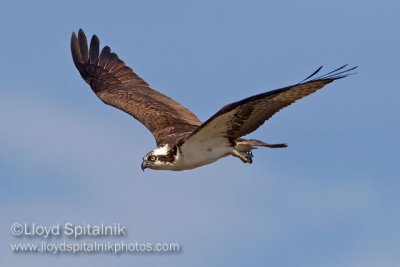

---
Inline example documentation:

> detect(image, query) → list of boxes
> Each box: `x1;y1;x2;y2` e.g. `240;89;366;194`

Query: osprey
71;29;356;171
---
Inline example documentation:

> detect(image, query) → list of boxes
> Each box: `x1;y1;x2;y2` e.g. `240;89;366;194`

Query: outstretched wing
181;65;357;150
71;29;202;145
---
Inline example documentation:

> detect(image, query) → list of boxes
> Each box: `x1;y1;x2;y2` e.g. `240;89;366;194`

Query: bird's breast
177;145;232;169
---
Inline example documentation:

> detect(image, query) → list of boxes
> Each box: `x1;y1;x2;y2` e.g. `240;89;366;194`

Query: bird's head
141;145;180;171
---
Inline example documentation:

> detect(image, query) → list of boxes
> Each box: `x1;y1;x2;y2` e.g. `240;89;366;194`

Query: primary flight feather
71;29;356;171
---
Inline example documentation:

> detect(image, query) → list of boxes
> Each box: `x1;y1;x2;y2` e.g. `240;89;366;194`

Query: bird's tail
235;139;287;151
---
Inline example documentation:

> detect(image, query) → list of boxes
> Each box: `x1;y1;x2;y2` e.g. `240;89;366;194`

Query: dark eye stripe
157;155;174;163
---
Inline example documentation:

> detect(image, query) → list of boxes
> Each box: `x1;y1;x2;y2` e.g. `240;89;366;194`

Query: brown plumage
71;29;201;146
71;29;356;171
183;65;356;148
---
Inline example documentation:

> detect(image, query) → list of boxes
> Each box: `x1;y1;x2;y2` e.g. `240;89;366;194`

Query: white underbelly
179;146;233;170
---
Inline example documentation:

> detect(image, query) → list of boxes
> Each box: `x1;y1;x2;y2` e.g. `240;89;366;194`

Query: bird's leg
232;149;253;164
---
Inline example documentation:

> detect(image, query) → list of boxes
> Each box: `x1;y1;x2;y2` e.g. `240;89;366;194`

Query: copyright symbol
11;223;24;236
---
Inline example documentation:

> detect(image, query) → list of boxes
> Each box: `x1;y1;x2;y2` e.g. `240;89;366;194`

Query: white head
141;144;181;171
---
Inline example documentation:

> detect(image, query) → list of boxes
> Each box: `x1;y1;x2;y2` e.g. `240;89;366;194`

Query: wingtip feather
98;46;111;67
89;34;100;64
300;64;358;84
77;29;89;63
71;31;82;68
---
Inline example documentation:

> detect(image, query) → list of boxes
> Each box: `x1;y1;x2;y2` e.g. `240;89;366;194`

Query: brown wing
71;29;202;145
181;65;357;149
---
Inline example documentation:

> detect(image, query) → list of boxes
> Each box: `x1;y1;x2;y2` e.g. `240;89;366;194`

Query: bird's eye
149;155;157;161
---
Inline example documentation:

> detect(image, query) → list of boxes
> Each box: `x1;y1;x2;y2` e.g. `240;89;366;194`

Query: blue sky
1;0;399;266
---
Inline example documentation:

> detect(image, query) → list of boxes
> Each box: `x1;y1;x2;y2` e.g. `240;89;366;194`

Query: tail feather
248;139;287;148
235;139;287;151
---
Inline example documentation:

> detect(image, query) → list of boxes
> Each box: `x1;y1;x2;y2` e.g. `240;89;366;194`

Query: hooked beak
141;161;148;171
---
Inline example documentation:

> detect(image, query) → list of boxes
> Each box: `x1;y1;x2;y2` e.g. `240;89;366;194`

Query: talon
244;152;253;164
232;149;254;164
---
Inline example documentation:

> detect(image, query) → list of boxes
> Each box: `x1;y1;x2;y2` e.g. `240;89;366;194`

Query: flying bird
71;29;356;171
